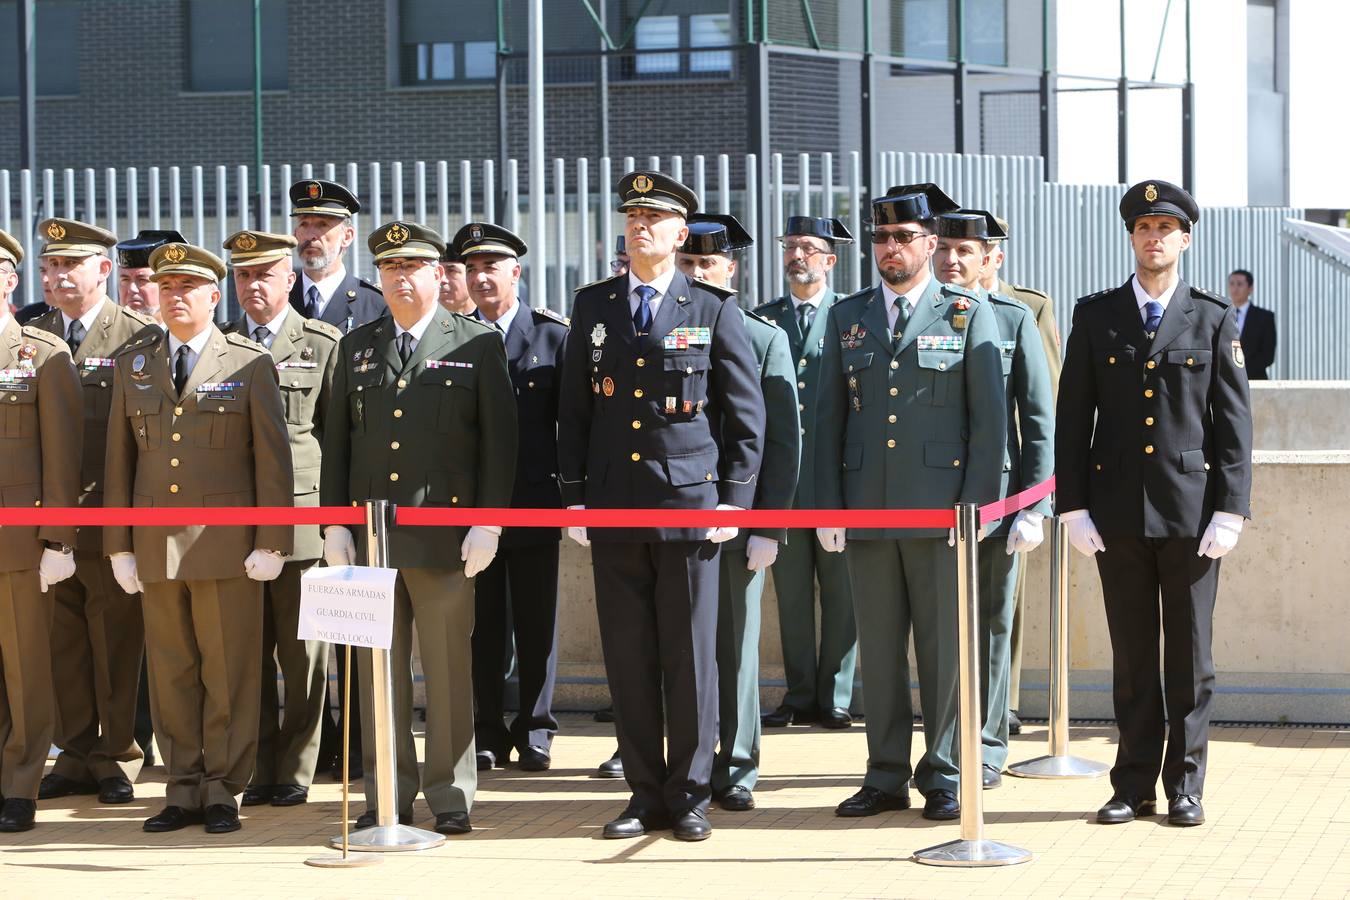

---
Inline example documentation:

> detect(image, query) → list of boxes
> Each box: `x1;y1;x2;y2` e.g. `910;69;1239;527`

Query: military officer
103;241;292;835
1058;181;1252;828
755;215;859;729
675;214;800;813
0;229;82;833
219;230;341;809
558;172;765;842
116;230;185;325
816;184;1006;822
451;222;567;773
933;210;1053;787
438;244;475;315
610;234;630;277
320;221;516;836
980;214;1061;733
29;219;159;807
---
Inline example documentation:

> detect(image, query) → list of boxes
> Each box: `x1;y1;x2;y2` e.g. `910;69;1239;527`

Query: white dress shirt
628;266;678;320
1131;273;1180;321
60;300;105;345
244;304;291;349
393;305;438;353
301;268;347;319
881;269;932;334
477;299;520;339
168;326;213;382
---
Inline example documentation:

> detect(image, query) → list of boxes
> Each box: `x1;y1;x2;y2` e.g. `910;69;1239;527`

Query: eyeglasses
780;240;829;257
609;260;629;274
870;228;929;246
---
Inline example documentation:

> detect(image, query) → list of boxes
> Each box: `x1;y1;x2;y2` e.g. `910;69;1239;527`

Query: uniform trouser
251;559;327;788
134;657;155;760
1008;557;1029;711
471;542;561;757
770;527;858;713
978;548;1020;770
360;567;476;817
49;554;145;784
591;540;719;815
142;576;262;811
0;569;54;800
845;538;959;796
1096;537;1219;801
712;543;762;793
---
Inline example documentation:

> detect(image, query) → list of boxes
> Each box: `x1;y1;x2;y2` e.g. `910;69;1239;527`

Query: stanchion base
305;854;383;868
913;838;1033;867
1007;754;1110;779
328;824;446;852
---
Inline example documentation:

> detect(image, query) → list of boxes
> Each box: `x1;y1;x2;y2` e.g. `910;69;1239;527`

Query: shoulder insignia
1192;286;1231;307
573;273;626;294
987;291;1030;310
302;317;343;342
939;283;978;301
689;276;736;299
533;306;570;327
357;277;382;294
19;326;64;350
1009;284;1050;301
224;331;267;354
744;307;773;326
120;307;157;327
753;296;789;314
1076;288;1114;305
837;285;876;306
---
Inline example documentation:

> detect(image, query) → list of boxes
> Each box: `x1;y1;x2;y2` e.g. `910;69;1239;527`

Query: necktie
892;296;909;339
797;302;815;336
173;345;190;396
66;320;85;356
251;325;270;349
397;331;414;364
1143;300;1164;338
306;285;321;319
633;285;656;335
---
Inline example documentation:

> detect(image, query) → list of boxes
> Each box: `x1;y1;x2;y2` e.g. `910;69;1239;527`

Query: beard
878;261;921;286
787;267;821;286
300;246;334;272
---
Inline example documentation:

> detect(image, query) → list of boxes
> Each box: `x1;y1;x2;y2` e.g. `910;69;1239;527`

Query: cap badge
118;251;132;267
590;323;607;347
633;175;653;194
386;223;410;245
1144;183;1158;203
235;233;257;251
309;182;322;200
470;224;483;240
46;221;66;241
164;244;187;263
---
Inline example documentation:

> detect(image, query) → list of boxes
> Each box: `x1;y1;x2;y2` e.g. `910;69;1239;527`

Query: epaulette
302;317;343;342
224;331;268;354
689;276;736;299
573;273;625;294
1009;283;1050;301
533;306;570;327
753;296;789;314
836;285;875;306
939;283;979;302
986;290;1030;310
1076;288;1114;305
456;313;496;336
119;306;157;328
744;307;773;326
355;277;382;295
18;325;64;350
114;328;161;357
1191;286;1231;307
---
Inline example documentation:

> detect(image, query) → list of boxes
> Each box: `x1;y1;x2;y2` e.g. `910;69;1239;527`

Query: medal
301;346;314;361
665;396;677;413
602;376;614;397
952;314;967;330
591;323;607;347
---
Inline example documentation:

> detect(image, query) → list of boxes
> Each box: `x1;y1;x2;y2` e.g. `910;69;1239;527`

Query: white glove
1197;511;1244;560
566;505;590;547
110;552;144;595
1063;511;1106;557
816;527;846;553
244;549;285;582
323;526;357;566
745;535;779;572
461;526;501;578
1005;511;1046;555
38;547;76;593
705;504;741;544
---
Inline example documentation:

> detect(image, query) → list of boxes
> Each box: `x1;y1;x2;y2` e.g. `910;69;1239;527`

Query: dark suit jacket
1238;304;1276;380
290;270;386;334
1056;278;1253;538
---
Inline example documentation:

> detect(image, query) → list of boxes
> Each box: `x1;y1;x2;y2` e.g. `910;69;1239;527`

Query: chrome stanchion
330;500;445;852
915;503;1032;868
1008;514;1109;780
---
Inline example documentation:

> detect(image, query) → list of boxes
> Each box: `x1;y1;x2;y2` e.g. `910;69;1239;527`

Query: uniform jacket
1238;304;1276;380
1055;277;1253;537
735;307;800;545
755;288;837;510
320;306;518;569
0;318;81;571
224;309;342;562
999;279;1061;401
984;291;1055;537
815;276;1007;540
32;298;158;555
289;270;386;333
557;271;766;542
104;326;294;581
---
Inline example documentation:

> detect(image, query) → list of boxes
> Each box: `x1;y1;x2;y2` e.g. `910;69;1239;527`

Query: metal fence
3;151;1343;377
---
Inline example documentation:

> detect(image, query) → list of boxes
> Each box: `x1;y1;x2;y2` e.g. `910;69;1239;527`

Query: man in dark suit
453;222;568;774
1227;269;1276;380
1057;180;1253;828
558;171;765;842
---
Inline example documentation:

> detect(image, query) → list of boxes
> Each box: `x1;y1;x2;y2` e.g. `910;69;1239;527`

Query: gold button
1147;360;1156;370
799;358;807;367
169;483;179;493
217;406;225;413
890;360;899;370
636;358;646;367
798;381;806;389
1108;356;1116;364
391;441;400;450
631;420;641;430
393;408;403;418
172;432;181;442
170;458;179;467
174;406;183;415
292;379;299;387
631;452;640;461
100;380;107;388
888;414;896;423
1095;463;1102;471
938;362;946;371
886;439;896;448
704;473;712;481
452;496;459;503
1145;445;1155;454
800;427;806;435
1204;463;1211;471
634;389;644;398
34;500;40;507
848;365;854;372
390;472;399;481
1145;416;1154;426
889;387;898;396
357;385;363;392
397;378;407;388
686;366;693;374
1187;357;1195;366
953;459;961;467
1144;389;1154;398
445;379;453;386
798;403;805;412
528;381;535;388
8;395;14;402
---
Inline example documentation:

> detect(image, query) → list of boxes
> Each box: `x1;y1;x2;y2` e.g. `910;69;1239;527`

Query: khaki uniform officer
320;221;517;837
30;219;159;807
222;231;342;809
104;242;293;836
0;229;82;833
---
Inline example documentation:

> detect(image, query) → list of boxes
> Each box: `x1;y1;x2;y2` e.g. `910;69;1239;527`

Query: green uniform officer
320;220;517;837
934;211;1053;787
816;184;1006;822
756;215;859;729
676;214;800;813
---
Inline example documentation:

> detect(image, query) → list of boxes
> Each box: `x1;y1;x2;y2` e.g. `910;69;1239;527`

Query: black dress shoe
1008;709;1023;735
596;750;624;779
760;704;817;727
1167;795;1205;827
716;786;755;811
434;811;472;834
593;705;615;723
270;784;309;807
355;809;414;829
1096;795;1156;824
671;807;712;841
819;707;853;729
98;776;135;804
204;804;241;834
143;806;202;833
517;746;551;771
922;789;960;821
835;786;910;817
981;764;1003;789
37;773;98;800
602;806;669;839
0;798;36;832
241;784;273;806
476;749;503;771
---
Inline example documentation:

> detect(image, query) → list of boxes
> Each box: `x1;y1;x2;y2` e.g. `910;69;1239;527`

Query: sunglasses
869;228;929;246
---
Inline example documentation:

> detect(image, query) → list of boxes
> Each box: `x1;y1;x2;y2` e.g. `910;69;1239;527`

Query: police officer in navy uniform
1057;180;1252;828
288;179;385;333
452;222;568;774
558;172;765;842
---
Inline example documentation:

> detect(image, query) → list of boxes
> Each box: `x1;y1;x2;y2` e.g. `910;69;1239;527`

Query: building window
893;0;1006;64
185;0;288;93
0;0;81;97
635;15;681;74
399;0;499;84
627;9;734;79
